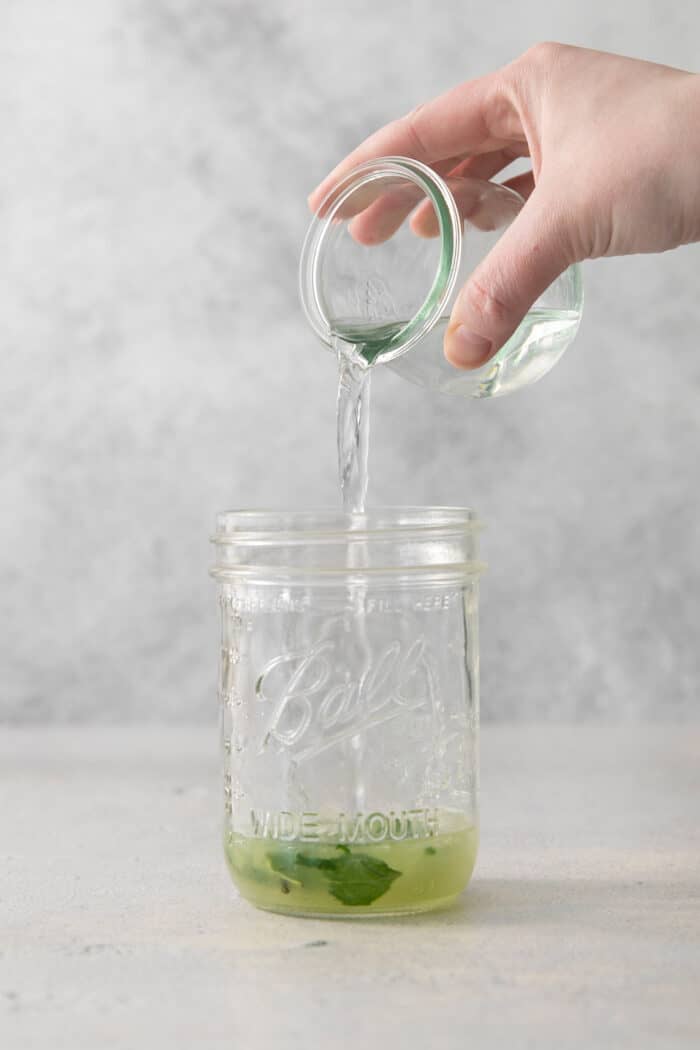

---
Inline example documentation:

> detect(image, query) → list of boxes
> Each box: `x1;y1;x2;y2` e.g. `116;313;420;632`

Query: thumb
444;187;573;369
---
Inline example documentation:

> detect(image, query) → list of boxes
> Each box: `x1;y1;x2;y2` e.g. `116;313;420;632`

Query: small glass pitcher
300;156;583;398
211;508;484;917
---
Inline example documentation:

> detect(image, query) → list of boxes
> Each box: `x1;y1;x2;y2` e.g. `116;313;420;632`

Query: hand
309;44;700;369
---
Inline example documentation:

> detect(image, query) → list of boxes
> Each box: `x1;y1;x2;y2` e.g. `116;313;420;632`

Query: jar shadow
362;875;688;933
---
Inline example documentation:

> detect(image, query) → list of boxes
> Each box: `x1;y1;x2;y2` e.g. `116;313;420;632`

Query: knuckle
461;278;512;330
401;105;430;160
406;102;426;121
522;40;563;66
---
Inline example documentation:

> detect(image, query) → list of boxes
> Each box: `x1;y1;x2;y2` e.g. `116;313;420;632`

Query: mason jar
211;508;484;917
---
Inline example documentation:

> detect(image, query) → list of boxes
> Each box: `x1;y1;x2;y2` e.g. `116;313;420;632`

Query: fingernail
446;326;492;369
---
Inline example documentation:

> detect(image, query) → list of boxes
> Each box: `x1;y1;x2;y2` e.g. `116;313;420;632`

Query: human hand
309;44;700;369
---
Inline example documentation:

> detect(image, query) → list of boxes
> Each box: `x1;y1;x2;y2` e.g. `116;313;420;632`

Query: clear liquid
335;340;371;513
225;815;478;917
334;307;582;399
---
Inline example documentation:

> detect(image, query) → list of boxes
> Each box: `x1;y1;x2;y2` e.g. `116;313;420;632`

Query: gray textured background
2;0;699;723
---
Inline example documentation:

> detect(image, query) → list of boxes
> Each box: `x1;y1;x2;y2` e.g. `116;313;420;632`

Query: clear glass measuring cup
300;157;583;398
211;508;484;917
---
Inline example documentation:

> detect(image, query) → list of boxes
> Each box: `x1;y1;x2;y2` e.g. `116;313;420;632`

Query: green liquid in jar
225;813;478;917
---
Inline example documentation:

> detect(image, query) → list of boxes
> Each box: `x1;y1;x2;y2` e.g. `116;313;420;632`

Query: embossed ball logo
255;637;437;762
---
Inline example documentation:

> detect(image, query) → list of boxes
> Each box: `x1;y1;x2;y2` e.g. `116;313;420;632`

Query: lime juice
225;813;478;917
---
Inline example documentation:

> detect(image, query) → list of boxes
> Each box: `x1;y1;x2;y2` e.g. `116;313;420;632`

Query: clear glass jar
211;508;484;917
300;157;583;398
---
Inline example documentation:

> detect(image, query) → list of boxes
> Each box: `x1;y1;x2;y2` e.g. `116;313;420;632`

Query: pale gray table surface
2;726;699;1049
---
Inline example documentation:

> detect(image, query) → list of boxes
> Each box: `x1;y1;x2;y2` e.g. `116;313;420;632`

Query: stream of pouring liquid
334;339;372;813
336;342;371;514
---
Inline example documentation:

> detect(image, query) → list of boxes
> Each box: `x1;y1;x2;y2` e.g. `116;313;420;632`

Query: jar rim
210;507;484;580
212;505;481;543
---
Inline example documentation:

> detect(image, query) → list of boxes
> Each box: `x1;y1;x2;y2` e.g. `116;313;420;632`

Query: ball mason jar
300;156;583;398
211;508;484;917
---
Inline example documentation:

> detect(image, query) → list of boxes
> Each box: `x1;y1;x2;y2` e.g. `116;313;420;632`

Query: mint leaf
266;850;303;885
294;849;401;906
267;845;402;905
295;853;340;872
328;853;401;906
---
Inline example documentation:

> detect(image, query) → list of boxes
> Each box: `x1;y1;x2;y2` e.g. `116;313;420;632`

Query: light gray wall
2;0;699;723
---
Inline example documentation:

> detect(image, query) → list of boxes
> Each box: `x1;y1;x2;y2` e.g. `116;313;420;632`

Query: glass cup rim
299;156;464;363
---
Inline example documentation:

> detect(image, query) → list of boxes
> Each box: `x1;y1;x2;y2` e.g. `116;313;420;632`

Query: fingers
410;176;523;238
348;182;426;245
502;171;535;200
446;145;530;181
444;185;573;369
315;153;467;224
409;150;529;237
349;147;529;245
309;70;523;212
407;147;528;237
